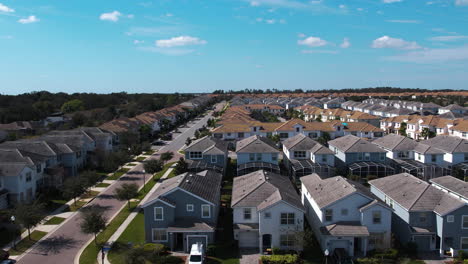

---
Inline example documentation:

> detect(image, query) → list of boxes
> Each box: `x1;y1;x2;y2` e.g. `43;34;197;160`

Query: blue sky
1;0;468;94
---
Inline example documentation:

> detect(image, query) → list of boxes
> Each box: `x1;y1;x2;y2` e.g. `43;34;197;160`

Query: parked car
1;260;16;264
151;140;165;146
189;243;205;264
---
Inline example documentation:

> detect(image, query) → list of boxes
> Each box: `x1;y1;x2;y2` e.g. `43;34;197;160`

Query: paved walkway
239;249;260;264
99;166;176;264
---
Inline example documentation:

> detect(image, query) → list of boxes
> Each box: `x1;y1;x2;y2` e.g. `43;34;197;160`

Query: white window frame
461;237;468;250
211;155;217;164
243;208;252;220
152;228;168;242
447;215;454;223
364;152;371;161
201;204;211;218
154;207;164;221
189;151;203;159
186;204;194;212
373;211;382;224
279;233;295;248
325;209;333;222
462;215;468;229
280;212;295;225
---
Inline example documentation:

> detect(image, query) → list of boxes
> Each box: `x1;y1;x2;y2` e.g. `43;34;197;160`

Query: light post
142;169;146;191
324;249;329;264
10;215;17;250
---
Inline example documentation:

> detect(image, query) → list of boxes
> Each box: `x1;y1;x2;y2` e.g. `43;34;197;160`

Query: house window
447;215;454;223
419;212;427;223
294;151;306;158
227;133;231;136
462;216;468;229
25;172;32;182
321;155;327;162
77;151;82;158
280;234;295;247
364;152;371;161
464;153;468;161
253;127;257;132
380;153;386;161
36;164;42;173
325;209;333;222
309;132;318;138
244;208;252;220
189;152;203;159
272;154;278;161
238;132;244;138
249;153;255;161
296;127;300;132
369;232;385;247
431;155;437;162
154;207;164;221
461;238;468;250
373;211;382;224
211;155;217;164
417;153;422;160
256;153;262;161
279;133;289;139
186;204;194;212
398;151;409;158
201;204;210;218
280;213;295;225
152;229;168;242
357;153;363;161
341;209;348;216
265;212;271;219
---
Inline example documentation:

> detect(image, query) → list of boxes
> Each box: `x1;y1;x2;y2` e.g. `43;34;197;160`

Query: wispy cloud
298;36;328;47
382;0;403;3
372;36;421;50
18;15;40;24
429;35;468;41
242;0;342;13
386;20;421;24
301;50;338;54
455;0;468;6
340;38;350;48
100;11;121;22
0;35;13;39
386;46;468;63
0;3;14;12
155;36;207;48
137;46;195;56
126;26;184;37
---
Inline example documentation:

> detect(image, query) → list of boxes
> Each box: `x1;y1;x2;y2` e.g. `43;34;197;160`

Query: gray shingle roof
185;136;228;155
231;170;304;212
421;136;468;154
329;135;386;153
369;173;465;215
321;222;370;237
431;176;468;200
414;142;445;154
372;134;418;151
236;135;279;153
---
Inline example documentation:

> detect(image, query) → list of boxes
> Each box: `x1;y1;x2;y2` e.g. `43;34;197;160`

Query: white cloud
250;1;261;6
386;20;421;23
0;3;14;12
455;0;468;6
383;0;403;3
339;4;346;9
18;15;40;24
429;35;468;41
356;7;364;11
265;19;276;24
310;0;323;4
138;46;195;55
134;40;144;44
298;33;306;38
371;36;421;50
100;11;122;22
340;38;350;48
165;13;174;17
386;46;468;63
156;36;207;48
298;36;327;47
301;50;338;54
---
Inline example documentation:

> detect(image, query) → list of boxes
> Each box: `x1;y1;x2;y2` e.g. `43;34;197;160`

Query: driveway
15;103;223;264
239;249;260;264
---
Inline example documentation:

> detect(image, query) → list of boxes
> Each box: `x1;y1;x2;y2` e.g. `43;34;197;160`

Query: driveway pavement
15;103;223;264
239;249;260;264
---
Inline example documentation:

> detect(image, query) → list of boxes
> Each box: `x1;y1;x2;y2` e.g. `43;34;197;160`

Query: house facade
184;136;228;173
236;135;280;175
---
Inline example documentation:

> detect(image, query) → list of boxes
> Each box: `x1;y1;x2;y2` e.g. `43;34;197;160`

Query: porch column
169;232;174;252
363;237;368;257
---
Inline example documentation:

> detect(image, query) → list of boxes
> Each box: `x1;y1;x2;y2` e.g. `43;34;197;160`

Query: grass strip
95;183;110;188
43;216;66;225
9;231;48;256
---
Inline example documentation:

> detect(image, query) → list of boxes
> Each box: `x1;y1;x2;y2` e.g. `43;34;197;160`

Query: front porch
166;219;215;253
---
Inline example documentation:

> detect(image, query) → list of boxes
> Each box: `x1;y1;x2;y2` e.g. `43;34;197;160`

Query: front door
262;234;272;250
175;233;184;252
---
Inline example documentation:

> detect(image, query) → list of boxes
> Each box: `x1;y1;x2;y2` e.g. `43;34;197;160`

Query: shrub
356;258;380;264
459;251;468;260
206;244;217;256
260;254;301;264
143;243;166;256
373;248;399;260
403;242;418;257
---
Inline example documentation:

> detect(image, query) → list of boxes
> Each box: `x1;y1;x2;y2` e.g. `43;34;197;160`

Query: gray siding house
184;136;228;174
370;173;468;257
142;170;222;252
236;135;280;176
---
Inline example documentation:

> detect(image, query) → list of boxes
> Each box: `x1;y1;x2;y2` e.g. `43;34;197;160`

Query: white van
188;243;205;264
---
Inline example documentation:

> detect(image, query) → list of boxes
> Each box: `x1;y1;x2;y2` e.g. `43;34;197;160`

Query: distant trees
421;128;436;140
250;110;279;123
399;122;407;137
114;183;139;209
61;99;84;113
317;132;331;146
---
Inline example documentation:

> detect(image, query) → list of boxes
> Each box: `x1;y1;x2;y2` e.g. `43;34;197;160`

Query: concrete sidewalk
98;165;176;264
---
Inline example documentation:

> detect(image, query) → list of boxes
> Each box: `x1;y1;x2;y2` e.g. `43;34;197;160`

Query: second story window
189;152;203;159
464;153;468;161
186;204;194;212
272;154;278;161
431;155;437;162
256;153;262;161
447;215;454;223
373;211;381;224
280;213;295;225
419;212;427;223
243;208;252;220
249;153;255;161
364;152;371;161
25;172;32;182
201;204;210;218
462;216;468;229
211;155;217;164
322;155;327;163
154;207;164;221
341;209;348;216
380;153;386;161
294;151;306;158
325;209;333;222
358;153;363;161
264;212;271;219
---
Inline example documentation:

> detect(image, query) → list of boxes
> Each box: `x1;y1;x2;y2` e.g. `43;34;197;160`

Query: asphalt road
16;102;224;264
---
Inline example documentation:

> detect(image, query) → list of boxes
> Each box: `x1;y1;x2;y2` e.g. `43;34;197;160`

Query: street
15;102;223;264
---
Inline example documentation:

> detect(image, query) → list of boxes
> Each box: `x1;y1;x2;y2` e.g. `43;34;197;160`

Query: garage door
414;236;431;252
187;236;208;252
238;231;259;248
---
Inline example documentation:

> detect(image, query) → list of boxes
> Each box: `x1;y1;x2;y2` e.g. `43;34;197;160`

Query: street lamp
142;169;146;191
10;215;17;250
324;249;329;264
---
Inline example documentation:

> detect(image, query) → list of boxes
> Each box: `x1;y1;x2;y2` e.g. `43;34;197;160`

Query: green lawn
126;163;137;166
107;211;145;264
80;190;100;199
143;150;155;155
9;230;48;256
108;168;130;180
135;156;146;162
43;216;66;225
69;200;87;212
79;163;175;264
95;182;110;188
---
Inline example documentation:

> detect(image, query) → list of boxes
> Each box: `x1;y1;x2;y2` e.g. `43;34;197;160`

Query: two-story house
184;136;228;173
231;170;305;252
372;134;418;161
282;134;335;179
301;173;392;257
370;173;468;256
236;135;280;176
142;170;222;252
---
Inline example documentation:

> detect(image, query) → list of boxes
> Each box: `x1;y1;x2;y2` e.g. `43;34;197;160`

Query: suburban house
372;134;418;161
142;170;223;252
282;134;335;179
438;104;467;116
301;173;392;257
369;173;468;257
450;120;468;139
231;170;305;252
184;136;228;173
328;135;393;178
420;136;468;167
236;135;280;175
